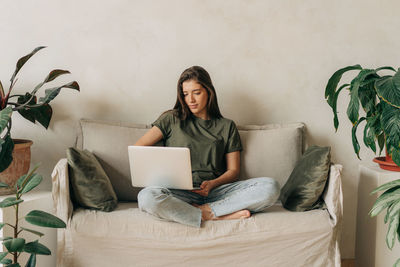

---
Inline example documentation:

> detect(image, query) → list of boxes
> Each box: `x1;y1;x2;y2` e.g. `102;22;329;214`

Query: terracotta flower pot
0;139;33;195
373;147;400;172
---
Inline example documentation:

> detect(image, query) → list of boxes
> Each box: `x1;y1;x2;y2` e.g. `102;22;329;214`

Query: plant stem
5;223;15;229
13;194;20;264
13;203;19;263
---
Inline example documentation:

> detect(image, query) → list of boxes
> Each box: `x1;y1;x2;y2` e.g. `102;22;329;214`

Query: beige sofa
52;119;343;267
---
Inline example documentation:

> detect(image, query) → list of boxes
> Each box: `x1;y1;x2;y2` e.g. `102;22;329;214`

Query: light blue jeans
137;177;280;228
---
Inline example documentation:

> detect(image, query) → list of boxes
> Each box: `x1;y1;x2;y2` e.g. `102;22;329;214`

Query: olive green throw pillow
280;145;331;212
66;147;118;212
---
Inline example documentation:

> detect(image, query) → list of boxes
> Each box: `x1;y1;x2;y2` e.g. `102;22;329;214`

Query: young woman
135;66;280;227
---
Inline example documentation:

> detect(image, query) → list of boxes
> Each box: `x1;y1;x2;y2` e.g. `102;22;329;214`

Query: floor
341;259;355;267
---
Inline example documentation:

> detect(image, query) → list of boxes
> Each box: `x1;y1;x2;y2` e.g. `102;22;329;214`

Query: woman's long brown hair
173;66;223;120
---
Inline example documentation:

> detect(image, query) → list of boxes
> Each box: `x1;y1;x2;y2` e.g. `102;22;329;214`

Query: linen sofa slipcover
52;119;343;267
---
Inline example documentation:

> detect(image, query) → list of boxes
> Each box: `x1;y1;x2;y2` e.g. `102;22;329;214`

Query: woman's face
182;79;209;120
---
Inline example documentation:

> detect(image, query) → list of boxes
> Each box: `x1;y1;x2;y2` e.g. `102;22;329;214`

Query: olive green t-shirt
152;111;242;187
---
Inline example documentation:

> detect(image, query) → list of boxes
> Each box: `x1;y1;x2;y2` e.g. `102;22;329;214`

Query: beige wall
1;0;400;259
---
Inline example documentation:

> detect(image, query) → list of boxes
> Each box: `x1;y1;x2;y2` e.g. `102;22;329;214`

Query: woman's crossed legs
137;177;280;228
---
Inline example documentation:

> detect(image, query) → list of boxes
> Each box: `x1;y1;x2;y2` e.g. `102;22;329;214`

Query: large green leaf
0;252;8;262
372;183;400;197
0;197;24;208
20;227;44;237
43;69;70;83
376;69;400;108
386;213;400;249
363;115;379;153
370;187;400;217
394;258;400;267
392;147;400;167
398;221;400;242
352;117;366;159
388;199;400;219
16;94;53;129
20;174;42;194
23;240;51;255
1;258;12;265
12;47;45;77
0;135;14;172
375;66;397;72
331;84;349;131
16;175;27;191
39;81;80;104
325;64;362;107
347;69;376;124
358;79;378;114
3;238;25;252
385;208;391;224
25;210;66;228
25;253;36;267
10;47;46;84
377;132;385;156
31;69;71;96
381;103;400;151
17;94;37;123
30;104;52;129
0;107;12;134
16;163;40;192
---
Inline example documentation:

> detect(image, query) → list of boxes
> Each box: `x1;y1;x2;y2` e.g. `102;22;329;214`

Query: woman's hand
192;180;215;197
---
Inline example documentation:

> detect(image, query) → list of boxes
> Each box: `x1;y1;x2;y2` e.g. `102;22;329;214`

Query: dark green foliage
25;210;66;228
371;180;400;266
0;167;66;266
325;65;400;166
0;47;80;172
326;65;400;267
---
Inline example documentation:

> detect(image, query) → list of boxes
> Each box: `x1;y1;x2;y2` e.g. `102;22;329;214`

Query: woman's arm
192;151;240;196
134;126;163;146
212;151;240;187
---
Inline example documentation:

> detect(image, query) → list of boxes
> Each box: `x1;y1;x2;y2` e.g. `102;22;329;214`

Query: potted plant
0;164;66;266
325;65;400;171
370;179;400;267
0;46;79;193
326;65;400;267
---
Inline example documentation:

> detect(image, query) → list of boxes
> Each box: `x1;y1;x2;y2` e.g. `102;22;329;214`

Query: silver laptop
128;146;199;190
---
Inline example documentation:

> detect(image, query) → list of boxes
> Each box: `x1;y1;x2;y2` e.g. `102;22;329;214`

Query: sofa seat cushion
68;203;334;266
71;202;332;241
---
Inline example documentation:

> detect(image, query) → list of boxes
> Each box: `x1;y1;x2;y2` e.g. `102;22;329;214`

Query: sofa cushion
280;145;331;211
76;119;305;201
76;119;153;201
66;147;118;212
238;123;305;187
68;203;333;266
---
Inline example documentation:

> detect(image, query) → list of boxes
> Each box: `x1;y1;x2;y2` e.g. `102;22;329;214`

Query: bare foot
214;210;251;220
195;204;251;221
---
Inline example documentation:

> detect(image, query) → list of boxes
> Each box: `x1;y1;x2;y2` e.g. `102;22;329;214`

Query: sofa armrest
322;164;343;225
51;158;73;223
322;163;343;267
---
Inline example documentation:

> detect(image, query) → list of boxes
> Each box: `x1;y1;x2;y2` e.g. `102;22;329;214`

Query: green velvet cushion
67;147;118;212
280;145;331;212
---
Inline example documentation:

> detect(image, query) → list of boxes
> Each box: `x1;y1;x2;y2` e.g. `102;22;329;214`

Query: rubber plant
0;46;80;172
0;164;66;266
325;65;400;267
325;65;400;166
